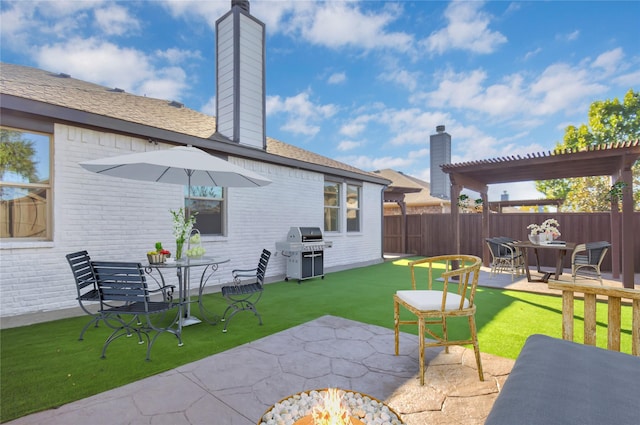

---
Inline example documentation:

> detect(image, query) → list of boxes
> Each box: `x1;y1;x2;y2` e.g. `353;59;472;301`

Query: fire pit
259;388;405;425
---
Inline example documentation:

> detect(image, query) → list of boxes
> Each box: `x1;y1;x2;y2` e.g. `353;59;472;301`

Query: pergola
441;141;640;288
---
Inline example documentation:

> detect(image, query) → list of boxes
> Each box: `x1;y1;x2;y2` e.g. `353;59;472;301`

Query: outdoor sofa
485;334;640;425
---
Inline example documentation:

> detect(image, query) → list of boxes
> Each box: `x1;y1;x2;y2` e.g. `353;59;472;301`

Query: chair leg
78;315;101;341
221;300;262;333
469;315;484;381
419;316;425;386
394;300;400;356
442;316;449;354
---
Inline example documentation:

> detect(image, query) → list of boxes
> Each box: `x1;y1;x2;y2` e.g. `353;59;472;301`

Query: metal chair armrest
232;268;258;279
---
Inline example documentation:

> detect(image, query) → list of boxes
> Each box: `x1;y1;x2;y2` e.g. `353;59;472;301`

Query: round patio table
145;256;230;329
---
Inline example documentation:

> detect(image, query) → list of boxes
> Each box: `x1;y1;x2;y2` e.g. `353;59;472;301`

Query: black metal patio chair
220;249;271;332
66;250;102;340
572;241;611;284
92;261;182;360
485;237;524;281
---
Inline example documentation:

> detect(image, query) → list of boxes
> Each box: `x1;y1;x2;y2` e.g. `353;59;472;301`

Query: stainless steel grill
275;227;332;283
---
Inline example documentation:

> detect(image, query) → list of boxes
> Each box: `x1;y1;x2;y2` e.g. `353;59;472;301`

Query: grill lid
288;227;323;242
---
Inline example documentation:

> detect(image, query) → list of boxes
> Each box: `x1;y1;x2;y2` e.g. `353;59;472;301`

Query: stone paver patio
7;315;514;425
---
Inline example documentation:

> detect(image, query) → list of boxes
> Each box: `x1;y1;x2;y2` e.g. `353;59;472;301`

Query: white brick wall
0;124;384;321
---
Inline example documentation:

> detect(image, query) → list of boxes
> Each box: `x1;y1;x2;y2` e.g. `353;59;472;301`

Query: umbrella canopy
79;145;271;189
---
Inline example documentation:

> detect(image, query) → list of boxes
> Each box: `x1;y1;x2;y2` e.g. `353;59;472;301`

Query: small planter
147;253;166;264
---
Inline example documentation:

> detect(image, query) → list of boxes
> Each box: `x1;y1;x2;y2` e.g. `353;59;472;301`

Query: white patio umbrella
80;145;271;327
79;145;271;195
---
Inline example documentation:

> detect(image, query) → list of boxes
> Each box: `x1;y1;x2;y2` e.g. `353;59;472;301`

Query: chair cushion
396;290;469;311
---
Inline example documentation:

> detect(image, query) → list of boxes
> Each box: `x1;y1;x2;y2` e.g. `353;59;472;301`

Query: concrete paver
7;315;513;425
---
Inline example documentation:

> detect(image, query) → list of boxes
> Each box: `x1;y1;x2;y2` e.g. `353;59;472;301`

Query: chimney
232;0;250;12
215;0;266;149
430;125;451;199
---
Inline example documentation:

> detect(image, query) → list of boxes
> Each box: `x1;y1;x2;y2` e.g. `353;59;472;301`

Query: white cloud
524;47;542;61
266;91;338;137
94;4;140;36
201;96;216;116
282;1;413;52
159;0;229;30
613;70;640;87
378;68;419;91
422;1;507;54
155;48;202;64
35;37;188;101
591;48;624;76
375;108;451;146
337;140;362;151
339;114;375;137
327;72;346;85
530;63;607;115
336;154;415;171
556;30;580;42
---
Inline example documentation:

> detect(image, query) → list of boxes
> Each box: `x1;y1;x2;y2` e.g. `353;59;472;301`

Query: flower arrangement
170;208;197;259
527;218;561;238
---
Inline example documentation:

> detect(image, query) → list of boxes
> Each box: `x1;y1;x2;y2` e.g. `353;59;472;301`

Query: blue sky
1;1;639;200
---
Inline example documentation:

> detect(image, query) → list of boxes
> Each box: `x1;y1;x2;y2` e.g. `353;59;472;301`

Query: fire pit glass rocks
259;388;405;425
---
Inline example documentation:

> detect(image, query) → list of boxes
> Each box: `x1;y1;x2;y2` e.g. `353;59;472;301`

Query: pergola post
621;166;634;288
451;184;462;255
481;191;490;267
610;176;621;279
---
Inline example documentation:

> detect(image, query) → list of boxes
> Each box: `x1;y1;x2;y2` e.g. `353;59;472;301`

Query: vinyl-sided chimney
429;125;451;199
215;0;266;149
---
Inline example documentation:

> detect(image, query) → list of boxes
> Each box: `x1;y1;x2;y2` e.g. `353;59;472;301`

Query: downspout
381;185;388;260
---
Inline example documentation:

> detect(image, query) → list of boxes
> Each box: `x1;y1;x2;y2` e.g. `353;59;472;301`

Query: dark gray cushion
485;334;640;425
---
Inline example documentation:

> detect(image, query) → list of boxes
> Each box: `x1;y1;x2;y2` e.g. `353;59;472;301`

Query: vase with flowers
170;208;197;260
527;218;561;244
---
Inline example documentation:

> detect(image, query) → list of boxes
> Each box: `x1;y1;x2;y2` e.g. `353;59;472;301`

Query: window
0;127;52;239
186;186;225;235
324;181;340;232
346;184;361;232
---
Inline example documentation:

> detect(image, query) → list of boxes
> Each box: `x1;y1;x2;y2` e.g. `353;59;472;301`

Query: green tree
0;129;38;182
535;89;640;211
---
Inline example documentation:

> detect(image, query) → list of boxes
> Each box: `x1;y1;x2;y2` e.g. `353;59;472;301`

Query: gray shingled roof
373;168;449;205
0;62;388;184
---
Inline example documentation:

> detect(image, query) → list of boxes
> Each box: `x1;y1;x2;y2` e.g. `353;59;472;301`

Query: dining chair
66;250;102;340
92;261;181;360
394;254;484;385
485;237;524;281
220;249;271;332
571;241;611;284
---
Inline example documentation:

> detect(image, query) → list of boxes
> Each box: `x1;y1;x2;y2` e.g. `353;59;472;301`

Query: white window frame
0;126;53;241
324;180;341;232
186;186;226;236
346;183;361;233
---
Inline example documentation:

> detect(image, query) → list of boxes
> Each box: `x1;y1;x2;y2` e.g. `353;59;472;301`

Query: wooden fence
383;212;640;272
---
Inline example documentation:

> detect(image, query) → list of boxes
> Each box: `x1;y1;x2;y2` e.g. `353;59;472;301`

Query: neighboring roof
373;169;449;205
0;62;389;185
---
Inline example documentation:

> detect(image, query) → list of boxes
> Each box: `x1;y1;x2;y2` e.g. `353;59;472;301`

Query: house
0;1;390;322
373;169;450;215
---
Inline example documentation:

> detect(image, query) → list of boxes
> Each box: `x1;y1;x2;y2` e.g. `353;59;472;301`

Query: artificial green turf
0;258;634;422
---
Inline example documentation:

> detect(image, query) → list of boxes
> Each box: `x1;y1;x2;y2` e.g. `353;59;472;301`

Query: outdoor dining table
512;241;576;283
145;257;230;331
